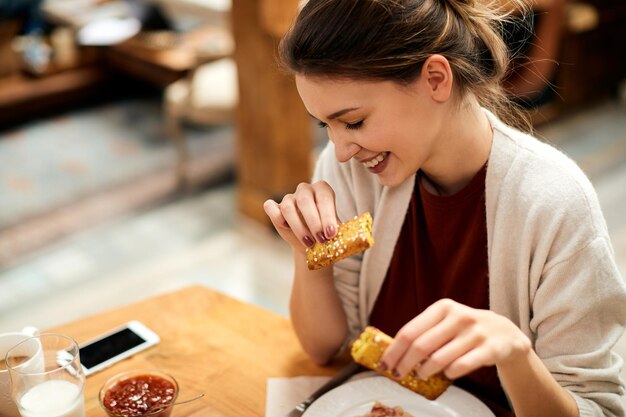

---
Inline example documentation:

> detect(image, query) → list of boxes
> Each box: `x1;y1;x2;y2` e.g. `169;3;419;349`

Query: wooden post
231;0;312;225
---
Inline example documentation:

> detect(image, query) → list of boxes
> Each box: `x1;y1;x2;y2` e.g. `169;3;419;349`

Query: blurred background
0;0;625;360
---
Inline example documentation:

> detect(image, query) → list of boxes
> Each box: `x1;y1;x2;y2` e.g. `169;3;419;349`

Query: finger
417;328;483;380
393;312;468;378
264;199;303;249
312;181;339;239
295;183;326;243
442;345;495;380
381;300;453;374
264;199;288;229
279;194;316;248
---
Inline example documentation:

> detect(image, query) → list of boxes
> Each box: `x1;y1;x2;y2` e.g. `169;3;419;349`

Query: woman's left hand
379;298;531;380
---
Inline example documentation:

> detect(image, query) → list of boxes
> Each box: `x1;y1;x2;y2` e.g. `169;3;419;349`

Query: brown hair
279;0;531;132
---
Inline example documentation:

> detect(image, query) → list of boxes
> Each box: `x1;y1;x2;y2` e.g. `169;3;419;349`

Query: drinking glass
6;333;85;417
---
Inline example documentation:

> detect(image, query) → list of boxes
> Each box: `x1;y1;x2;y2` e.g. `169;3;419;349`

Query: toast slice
306;212;374;270
351;326;451;400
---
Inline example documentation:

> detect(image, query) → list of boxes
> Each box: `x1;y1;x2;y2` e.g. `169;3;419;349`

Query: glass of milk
6;334;85;417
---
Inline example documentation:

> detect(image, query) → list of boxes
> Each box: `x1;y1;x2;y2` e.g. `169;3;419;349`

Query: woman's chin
376;173;404;187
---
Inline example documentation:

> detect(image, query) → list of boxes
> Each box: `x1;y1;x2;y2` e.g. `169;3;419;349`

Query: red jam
103;374;176;416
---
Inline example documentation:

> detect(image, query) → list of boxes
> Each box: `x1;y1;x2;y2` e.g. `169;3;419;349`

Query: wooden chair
503;0;570;109
164;55;238;189
503;0;625;124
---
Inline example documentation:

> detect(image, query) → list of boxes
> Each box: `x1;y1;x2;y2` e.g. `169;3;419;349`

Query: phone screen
79;328;147;370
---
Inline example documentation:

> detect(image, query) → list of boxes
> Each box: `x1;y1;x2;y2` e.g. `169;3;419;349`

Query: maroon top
369;164;514;417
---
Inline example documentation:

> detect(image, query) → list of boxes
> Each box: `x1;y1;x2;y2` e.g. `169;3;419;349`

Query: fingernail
378;362;388;372
392;369;400;378
316;232;327;243
303;236;315;247
325;225;336;239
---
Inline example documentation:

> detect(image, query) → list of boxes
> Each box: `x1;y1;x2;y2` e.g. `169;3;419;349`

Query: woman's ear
420;54;453;102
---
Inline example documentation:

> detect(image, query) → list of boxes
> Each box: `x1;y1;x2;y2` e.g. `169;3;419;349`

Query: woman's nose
330;132;361;163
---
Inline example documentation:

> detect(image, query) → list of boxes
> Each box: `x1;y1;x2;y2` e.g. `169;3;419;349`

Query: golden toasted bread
351;326;451;400
306;212;374;270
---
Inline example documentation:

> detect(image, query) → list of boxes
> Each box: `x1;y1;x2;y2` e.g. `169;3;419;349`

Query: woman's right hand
263;181;339;252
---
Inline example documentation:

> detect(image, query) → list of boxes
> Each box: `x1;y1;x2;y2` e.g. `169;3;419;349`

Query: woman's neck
420;100;493;196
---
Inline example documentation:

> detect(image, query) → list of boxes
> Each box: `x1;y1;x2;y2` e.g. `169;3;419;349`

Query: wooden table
105;26;234;87
49;285;341;416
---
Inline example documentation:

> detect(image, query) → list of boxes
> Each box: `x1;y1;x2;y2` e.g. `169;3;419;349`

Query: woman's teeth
363;152;389;168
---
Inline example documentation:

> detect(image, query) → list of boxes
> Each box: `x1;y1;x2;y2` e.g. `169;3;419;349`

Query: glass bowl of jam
99;369;179;417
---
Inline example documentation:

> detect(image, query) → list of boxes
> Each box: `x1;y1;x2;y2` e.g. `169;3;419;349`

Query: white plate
303;376;495;417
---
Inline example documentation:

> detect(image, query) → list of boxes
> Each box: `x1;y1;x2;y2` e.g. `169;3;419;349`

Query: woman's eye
346;121;363;130
317;120;363;130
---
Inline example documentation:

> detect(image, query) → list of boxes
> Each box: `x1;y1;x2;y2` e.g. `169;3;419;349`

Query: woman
263;1;626;416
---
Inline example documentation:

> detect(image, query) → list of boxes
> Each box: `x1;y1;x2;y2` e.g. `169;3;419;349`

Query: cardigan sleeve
486;117;626;416
531;235;626;417
312;143;364;350
526;148;626;417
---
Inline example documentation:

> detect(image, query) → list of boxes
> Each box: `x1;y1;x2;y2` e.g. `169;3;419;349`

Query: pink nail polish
325;225;336;239
378;362;388;372
303;236;315;247
316;232;327;243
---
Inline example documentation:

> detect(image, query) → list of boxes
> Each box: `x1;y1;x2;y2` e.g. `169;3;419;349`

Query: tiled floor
0;99;625;404
0;184;294;331
0;97;235;265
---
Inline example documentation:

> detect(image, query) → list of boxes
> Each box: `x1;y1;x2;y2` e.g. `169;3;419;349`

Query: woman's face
295;74;445;187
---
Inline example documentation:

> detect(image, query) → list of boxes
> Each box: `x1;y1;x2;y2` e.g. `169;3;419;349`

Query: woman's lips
363;151;389;174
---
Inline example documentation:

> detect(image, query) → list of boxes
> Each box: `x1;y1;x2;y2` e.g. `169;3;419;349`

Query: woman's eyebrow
327;107;360;120
307;108;361;121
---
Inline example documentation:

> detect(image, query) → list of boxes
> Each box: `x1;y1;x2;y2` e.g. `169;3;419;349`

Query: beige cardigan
312;111;626;416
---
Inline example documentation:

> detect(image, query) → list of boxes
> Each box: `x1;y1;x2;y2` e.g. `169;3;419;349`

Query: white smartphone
79;320;160;376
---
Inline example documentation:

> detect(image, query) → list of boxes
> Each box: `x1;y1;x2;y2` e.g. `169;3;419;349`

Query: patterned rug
0;96;234;266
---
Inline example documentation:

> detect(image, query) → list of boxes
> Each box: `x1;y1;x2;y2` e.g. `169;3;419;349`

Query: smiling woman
293;69;489;189
262;1;626;417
